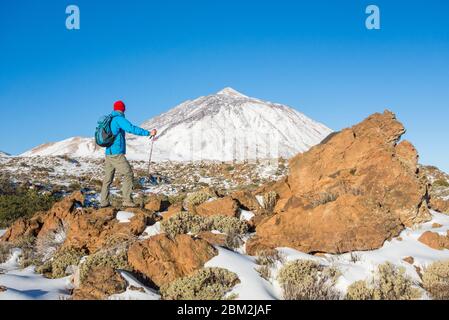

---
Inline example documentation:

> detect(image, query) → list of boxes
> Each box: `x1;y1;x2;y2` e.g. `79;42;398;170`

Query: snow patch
205;247;277;300
0;249;72;300
109;271;160;300
141;222;163;239
116;211;135;223
240;210;255;222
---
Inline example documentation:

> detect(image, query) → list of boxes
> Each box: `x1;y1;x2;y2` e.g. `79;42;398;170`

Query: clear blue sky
1;0;448;171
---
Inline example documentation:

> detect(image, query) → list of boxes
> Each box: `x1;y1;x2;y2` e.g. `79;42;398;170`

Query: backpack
95;114;117;147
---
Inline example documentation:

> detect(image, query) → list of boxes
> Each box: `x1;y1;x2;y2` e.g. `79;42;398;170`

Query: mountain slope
22;88;332;161
0;151;10;157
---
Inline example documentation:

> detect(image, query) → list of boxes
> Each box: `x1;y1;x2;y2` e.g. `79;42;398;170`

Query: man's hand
150;129;158;137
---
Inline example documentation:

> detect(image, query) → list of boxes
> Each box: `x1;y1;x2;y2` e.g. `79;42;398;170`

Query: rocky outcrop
72;266;127;300
1;192;154;253
247;111;431;255
418;231;449;250
127;234;217;287
195;197;239;217
230;190;265;215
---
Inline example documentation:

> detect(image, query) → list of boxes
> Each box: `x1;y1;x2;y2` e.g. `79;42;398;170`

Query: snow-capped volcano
22;88;332;161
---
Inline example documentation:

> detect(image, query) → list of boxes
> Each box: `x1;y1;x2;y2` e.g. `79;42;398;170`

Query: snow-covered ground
0;250;72;300
1;210;448;300
206;210;449;300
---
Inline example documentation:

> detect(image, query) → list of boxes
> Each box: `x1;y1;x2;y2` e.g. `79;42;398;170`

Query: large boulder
195;197;240;217
247;111;431;255
127;234;217;287
72;266;127;300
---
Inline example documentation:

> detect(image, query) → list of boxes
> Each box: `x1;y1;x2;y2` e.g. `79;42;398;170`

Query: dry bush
345;262;421;300
161;212;248;240
277;260;341;300
36;247;85;279
184;190;213;208
262;191;278;212
11;235;43;268
345;280;373;300
161;211;210;238
0;241;13;264
35;222;67;262
223;231;244;250
160;267;240;300
422;260;449;300
209;215;248;235
255;250;286;281
79;246;131;283
255;249;286;266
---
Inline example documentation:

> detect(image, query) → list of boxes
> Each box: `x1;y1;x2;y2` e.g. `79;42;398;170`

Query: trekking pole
148;135;155;176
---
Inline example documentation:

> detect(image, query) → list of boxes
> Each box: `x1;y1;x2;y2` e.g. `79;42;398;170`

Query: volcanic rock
127;234;217;287
247;111;431;255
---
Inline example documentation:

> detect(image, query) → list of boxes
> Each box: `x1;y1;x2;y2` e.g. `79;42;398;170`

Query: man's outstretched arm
116;117;150;136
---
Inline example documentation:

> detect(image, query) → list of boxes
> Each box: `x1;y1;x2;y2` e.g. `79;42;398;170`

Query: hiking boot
122;201;137;208
100;203;111;208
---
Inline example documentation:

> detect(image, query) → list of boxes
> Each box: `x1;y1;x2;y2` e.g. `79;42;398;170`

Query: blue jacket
106;111;150;155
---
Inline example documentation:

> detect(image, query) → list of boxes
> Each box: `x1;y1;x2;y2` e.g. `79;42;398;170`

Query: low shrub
277;260;341;300
0;241;13;264
422;260;449;300
160;267;240;300
255;250;286;282
161;212;248;239
36;247;85;279
345;280;373;300
345;262;421;300
9;235;44;269
0;189;57;228
433;179;449;188
79;246;131;283
209;216;248;235
184;190;212;208
161;211;210;238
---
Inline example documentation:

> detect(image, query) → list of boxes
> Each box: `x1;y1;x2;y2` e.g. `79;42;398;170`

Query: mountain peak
216;87;248;98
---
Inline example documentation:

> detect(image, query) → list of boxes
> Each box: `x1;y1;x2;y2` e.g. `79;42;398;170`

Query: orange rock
432;223;443;229
403;256;415;265
2;192;151;254
418;231;449;250
72;266;127;300
429;198;449;214
195;197;239;217
127;234;217;287
144;194;169;212
230;190;265;215
247;111;431;255
197;231;227;246
163;203;183;220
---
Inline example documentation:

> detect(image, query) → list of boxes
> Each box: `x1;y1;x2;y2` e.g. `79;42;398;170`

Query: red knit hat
113;100;126;112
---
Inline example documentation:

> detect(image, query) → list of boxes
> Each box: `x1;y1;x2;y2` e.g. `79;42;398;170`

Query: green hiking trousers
100;154;134;206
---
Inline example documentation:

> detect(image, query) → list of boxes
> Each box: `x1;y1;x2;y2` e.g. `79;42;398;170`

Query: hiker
100;100;157;208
